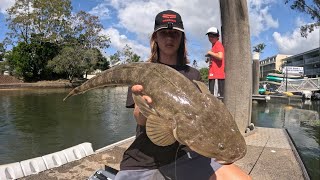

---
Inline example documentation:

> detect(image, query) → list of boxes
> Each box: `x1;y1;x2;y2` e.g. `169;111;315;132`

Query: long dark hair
147;32;189;66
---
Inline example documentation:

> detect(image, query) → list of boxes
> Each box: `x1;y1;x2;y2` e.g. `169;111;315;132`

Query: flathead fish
63;62;247;164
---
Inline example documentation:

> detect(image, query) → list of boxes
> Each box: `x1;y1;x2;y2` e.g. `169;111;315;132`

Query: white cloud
101;27;150;60
116;1;164;40
89;3;111;20
249;0;276;9
1;0;316;68
0;0;283;66
295;17;307;27
95;0;221;65
108;0;220;41
273;27;320;55
248;0;278;37
93;0;282;65
0;0;14;14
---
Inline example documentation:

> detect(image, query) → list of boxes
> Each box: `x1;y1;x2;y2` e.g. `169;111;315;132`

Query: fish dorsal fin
193;80;211;94
132;94;159;118
146;115;176;146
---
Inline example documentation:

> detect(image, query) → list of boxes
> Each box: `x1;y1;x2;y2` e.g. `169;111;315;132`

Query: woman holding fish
115;10;252;180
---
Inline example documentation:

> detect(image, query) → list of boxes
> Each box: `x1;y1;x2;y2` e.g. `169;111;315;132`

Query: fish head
173;94;247;164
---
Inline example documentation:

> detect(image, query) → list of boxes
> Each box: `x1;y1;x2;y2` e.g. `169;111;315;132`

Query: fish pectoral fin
132;94;159;117
146;115;176;146
193;80;211;94
172;113;190;145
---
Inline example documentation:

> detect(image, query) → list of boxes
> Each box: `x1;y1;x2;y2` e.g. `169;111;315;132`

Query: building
282;47;320;78
259;54;291;79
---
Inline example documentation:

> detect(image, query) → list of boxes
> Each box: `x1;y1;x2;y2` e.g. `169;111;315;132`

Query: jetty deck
22;127;307;180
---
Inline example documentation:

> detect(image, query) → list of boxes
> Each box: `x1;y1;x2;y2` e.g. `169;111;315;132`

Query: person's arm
207;50;223;60
131;85;152;126
210;164;252;180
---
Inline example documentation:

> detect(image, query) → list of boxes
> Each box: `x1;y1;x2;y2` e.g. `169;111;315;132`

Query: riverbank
0;75;78;89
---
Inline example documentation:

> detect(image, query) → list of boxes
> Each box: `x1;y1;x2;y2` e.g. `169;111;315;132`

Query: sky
0;0;319;68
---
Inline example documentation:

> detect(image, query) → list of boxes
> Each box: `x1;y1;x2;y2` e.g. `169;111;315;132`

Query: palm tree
253;43;266;53
252;43;266;60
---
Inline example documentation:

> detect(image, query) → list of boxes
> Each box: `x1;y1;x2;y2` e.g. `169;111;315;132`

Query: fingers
134;106;147;125
131;85;152;104
131;85;143;93
131;85;151;125
142;95;152;104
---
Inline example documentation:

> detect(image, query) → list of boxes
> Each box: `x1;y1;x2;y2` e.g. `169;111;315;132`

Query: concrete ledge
21;127;307;180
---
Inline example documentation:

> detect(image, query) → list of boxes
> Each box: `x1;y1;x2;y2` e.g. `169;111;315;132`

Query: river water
0;88;319;179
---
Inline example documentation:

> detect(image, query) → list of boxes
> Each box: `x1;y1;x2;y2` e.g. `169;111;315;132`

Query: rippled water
0;87;136;165
251;100;320;180
0;88;319;179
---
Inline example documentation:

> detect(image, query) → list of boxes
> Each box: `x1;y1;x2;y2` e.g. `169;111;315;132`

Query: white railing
0;142;94;179
276;78;320;92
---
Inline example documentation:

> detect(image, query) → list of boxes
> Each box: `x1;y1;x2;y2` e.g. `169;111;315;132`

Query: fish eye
218;143;224;150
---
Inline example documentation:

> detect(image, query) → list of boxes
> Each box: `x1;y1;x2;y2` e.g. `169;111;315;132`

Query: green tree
5;0;110;81
6;0;33;43
82;48;109;77
109;45;141;66
0;43;5;61
48;46;84;82
132;54;141;62
253;43;266;53
109;51;121;66
6;0;72;44
199;67;209;83
123;45;133;63
285;0;320;38
6;1;109;48
32;0;72;42
0;61;9;74
72;11;110;49
6;37;59;81
82;48;99;78
122;44;141;63
48;46;107;81
93;49;109;71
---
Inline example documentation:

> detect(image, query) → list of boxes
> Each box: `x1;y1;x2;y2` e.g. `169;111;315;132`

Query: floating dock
4;127;307;180
252;94;303;103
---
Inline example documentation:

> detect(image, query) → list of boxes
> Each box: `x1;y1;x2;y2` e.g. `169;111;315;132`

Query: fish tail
63;63;146;101
63;93;72;101
63;88;79;101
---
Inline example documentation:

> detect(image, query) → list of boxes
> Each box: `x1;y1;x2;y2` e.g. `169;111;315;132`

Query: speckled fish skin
63;62;247;164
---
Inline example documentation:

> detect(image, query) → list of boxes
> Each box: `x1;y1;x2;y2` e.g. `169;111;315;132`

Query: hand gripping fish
63;62;247;164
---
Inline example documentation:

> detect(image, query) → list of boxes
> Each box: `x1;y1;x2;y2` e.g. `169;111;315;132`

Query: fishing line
173;133;199;180
248;136;270;175
174;144;183;180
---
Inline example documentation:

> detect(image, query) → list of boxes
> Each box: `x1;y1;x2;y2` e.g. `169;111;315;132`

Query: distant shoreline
0;75;83;89
0;81;76;89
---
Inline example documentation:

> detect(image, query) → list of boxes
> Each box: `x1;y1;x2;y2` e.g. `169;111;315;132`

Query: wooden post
219;0;252;134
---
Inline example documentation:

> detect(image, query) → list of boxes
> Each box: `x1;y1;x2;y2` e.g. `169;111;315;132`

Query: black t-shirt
120;64;201;170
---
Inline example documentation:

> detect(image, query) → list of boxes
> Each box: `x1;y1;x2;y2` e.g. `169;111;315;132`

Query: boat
266;73;304;82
